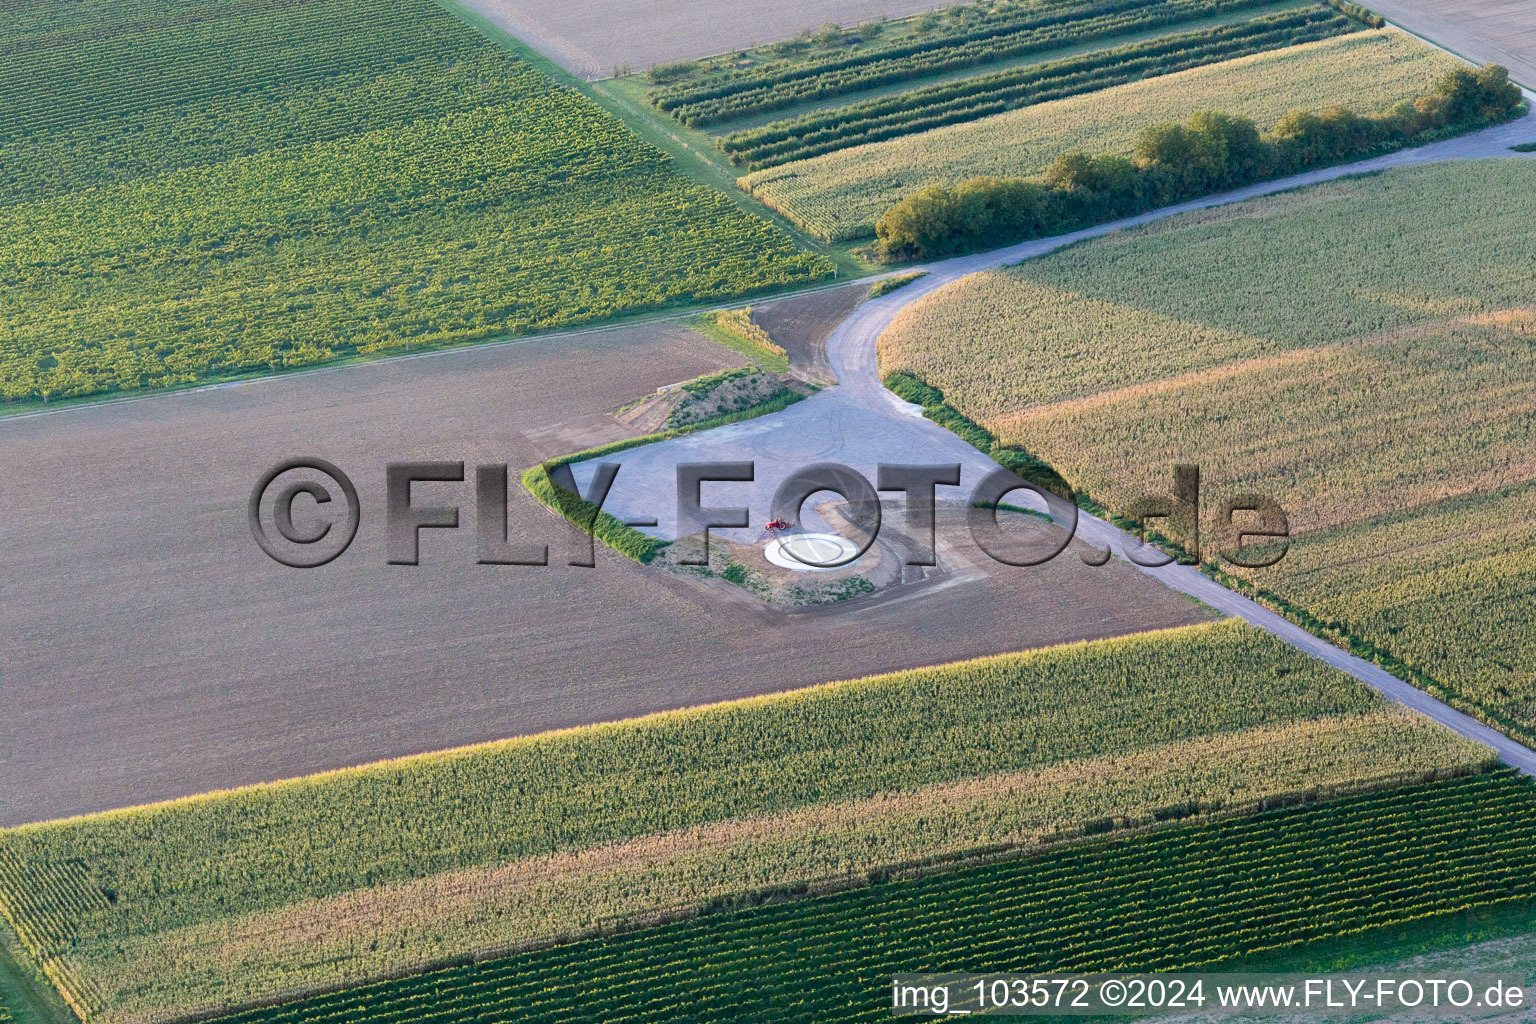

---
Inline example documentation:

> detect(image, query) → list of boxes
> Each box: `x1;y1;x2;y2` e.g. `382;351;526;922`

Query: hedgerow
653;0;1282;127
739;30;1458;242
201;770;1536;1024
721;7;1358;169
874;63;1524;258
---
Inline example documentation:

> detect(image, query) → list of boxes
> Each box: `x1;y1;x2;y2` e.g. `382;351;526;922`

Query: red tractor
764;518;792;536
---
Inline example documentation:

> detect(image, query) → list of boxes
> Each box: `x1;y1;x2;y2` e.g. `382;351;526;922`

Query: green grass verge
689;310;790;372
0;936;69;1024
884;371;1073;497
200;769;1536;1024
868;271;929;298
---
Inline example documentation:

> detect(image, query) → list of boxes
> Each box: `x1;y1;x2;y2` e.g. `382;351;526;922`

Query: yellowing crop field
0;621;1485;1023
879;159;1536;738
740;30;1459;241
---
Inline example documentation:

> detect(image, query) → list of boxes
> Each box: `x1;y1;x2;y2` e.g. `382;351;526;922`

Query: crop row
205;771;1536;1024
723;7;1355;168
740;30;1458;241
880;159;1536;736
0;0;478;141
0;623;1435;1022
654;0;1283;126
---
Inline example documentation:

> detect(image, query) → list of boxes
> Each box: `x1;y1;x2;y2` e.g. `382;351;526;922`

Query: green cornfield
0;0;829;403
201;770;1536;1024
0;622;1487;1023
879;159;1536;739
739;30;1457;240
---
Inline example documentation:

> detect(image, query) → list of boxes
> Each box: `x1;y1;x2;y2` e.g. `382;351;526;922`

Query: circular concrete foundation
765;532;862;571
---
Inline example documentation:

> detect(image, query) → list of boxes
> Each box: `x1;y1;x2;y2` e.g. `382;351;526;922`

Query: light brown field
453;0;978;79
0;316;1209;829
1366;0;1536;92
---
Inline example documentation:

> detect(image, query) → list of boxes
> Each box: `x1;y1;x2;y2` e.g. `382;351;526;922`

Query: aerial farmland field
881;158;1536;737
0;0;830;405
4;0;1536;1020
738;30;1460;240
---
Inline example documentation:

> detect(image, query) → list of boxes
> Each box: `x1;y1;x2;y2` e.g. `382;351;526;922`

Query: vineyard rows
653;0;1283;127
740;31;1457;241
0;50;534;205
203;771;1536;1024
721;7;1355;168
0;0;829;402
0;622;1369;949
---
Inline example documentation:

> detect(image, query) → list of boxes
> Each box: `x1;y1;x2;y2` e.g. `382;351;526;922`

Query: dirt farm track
0;321;1204;827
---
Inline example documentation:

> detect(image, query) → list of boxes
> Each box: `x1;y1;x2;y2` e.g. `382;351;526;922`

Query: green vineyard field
0;0;829;403
204;770;1536;1024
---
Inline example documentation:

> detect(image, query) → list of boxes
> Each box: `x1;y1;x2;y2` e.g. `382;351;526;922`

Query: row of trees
876;64;1524;259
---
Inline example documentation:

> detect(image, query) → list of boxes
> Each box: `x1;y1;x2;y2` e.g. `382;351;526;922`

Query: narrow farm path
578;106;1536;773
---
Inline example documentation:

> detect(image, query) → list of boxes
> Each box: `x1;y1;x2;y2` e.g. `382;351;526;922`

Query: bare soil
0;321;1209;827
1366;0;1536;92
451;0;978;80
751;282;871;385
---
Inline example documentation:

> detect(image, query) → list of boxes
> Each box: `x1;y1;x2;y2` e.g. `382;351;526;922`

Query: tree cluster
877;64;1524;259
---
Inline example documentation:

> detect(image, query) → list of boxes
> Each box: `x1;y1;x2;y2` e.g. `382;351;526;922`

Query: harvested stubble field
739;30;1458;240
879;159;1536;739
201;770;1534;1024
0;622;1489;1023
0;0;828;403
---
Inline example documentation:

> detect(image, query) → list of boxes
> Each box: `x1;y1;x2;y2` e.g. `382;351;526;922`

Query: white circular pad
764;532;862;572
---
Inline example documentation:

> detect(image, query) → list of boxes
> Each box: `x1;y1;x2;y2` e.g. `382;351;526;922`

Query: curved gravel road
577;105;1536;774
